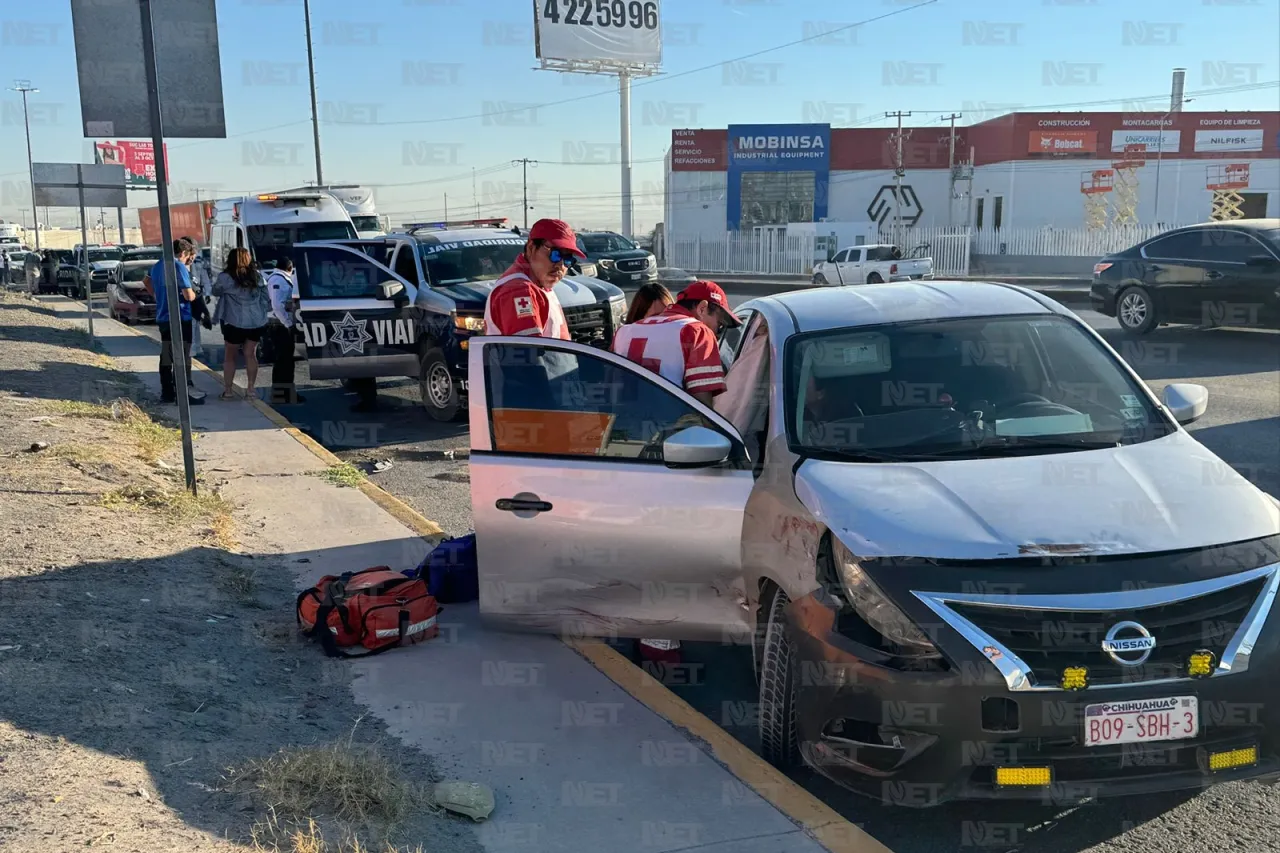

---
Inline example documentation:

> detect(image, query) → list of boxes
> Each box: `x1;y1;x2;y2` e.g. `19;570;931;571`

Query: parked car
578;230;659;286
1091;219;1280;335
812;243;934;285
122;247;164;263
69;245;124;300
107;260;158;324
464;279;1280;806
657;267;697;292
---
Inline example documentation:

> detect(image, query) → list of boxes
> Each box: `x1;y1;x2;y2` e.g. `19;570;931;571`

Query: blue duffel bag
407;533;479;604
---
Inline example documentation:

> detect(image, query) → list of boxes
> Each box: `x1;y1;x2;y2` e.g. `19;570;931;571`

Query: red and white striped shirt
611;305;726;396
483;255;570;340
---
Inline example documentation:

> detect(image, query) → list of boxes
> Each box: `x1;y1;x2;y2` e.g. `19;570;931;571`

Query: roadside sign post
31;162;128;345
70;0;226;497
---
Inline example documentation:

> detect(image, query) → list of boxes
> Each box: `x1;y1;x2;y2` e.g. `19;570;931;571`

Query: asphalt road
96;287;1280;853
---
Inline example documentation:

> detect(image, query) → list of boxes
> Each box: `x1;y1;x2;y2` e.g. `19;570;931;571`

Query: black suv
1091;219;1280;335
578;231;658;287
292;223;627;421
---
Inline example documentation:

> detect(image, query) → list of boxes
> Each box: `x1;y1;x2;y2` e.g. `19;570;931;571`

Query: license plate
631;273;641;281
1084;696;1198;747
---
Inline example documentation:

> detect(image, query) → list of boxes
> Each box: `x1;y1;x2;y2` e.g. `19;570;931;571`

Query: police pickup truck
293;219;627;421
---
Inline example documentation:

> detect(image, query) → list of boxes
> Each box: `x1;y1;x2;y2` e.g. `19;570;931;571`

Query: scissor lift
1080;169;1115;230
1207;164;1250;221
1109;144;1146;226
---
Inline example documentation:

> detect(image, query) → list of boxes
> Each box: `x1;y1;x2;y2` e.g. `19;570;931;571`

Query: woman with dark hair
212;247;270;400
624;282;673;325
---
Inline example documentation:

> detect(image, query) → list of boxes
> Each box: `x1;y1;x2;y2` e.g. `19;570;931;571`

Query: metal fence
668;234;815;276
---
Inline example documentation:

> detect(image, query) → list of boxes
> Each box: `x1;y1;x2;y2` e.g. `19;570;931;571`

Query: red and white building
664;111;1280;242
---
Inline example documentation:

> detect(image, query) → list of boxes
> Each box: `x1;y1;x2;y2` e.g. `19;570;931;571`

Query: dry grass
312;462;366;489
224;563;259;601
48;397;182;463
228;719;430;852
100;483;235;547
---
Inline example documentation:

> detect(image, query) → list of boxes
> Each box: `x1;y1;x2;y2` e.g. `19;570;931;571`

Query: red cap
677;280;742;327
528;218;585;259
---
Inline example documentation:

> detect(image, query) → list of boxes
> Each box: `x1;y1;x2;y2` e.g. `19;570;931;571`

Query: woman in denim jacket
212;248;271;400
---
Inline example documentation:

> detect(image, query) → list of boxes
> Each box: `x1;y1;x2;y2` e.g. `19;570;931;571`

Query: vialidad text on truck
291;218;627;420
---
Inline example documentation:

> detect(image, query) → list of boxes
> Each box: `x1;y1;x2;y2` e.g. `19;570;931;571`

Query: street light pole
303;0;324;186
10;81;40;251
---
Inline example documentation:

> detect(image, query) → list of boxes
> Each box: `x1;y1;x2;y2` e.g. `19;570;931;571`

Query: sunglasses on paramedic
545;246;577;266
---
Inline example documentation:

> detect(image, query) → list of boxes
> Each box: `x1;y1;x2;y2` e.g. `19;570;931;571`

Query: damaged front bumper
784;561;1280;806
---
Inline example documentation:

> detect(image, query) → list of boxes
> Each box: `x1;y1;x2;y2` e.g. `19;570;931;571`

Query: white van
275;184;383;239
208;191;359;275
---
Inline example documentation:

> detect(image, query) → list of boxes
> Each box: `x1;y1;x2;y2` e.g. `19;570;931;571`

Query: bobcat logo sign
867;185;924;227
331;312;374;355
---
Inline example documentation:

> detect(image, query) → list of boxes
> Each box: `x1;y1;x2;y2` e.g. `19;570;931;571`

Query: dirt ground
0;294;482;853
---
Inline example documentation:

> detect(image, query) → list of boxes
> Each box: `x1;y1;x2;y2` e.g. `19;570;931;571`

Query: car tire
419;347;461;422
1116;285;1158;335
813;274;828;285
866;272;884;284
758;586;801;770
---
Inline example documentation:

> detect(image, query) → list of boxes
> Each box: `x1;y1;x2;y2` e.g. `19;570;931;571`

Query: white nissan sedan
466;280;1280;806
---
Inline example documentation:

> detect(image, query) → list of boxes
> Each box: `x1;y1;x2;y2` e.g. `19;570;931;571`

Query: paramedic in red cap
612;279;743;406
483;218;585;339
612;280;742;669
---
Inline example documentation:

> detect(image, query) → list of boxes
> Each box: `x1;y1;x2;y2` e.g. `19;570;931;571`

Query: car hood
794;431;1280;561
435;275;623;311
88;260;121;271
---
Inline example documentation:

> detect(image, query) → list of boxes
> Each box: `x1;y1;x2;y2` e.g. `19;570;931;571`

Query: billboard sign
534;0;661;66
726;123;830;230
94;140;169;187
1111;130;1180;153
1194;129;1264;152
1028;130;1098;155
32;162;128;209
70;0;226;139
670;129;726;171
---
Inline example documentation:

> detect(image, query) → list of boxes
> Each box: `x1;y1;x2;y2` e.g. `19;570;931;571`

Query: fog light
1188;650;1215;678
1208;746;1257;772
460;339;469;350
1061;666;1088;691
995;766;1052;787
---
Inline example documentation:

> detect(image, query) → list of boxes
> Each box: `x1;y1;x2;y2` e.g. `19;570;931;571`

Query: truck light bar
403;217;512;234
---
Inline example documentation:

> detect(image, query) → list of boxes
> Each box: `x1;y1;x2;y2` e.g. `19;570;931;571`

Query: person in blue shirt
144;239;201;404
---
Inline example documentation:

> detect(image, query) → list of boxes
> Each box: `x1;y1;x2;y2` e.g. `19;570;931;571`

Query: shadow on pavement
1095;326;1280;381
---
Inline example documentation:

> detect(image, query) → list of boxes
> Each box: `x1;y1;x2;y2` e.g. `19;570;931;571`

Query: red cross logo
626;337;662;374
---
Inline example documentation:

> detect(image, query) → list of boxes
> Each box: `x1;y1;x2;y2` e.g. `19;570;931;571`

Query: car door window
832;249;848;263
1143;231;1208;260
484;342;730;463
720;310;751;365
393;244;420;282
296;247;387;299
1196;229;1263;264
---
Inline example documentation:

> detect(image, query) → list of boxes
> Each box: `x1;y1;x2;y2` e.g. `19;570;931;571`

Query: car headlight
599;259;615;269
454;313;485;333
608;295;626;327
831;537;940;656
115;288;133;304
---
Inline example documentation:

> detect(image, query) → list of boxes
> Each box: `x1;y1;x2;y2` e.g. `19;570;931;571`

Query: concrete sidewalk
48;299;873;853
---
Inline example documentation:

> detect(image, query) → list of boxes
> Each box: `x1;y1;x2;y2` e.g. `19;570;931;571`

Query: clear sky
2;0;1277;234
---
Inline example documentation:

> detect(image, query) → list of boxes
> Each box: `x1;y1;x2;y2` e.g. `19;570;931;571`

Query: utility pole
941;113;962;228
444;192;448;221
10;81;40;251
303;0;324;186
885;111;912;237
472;167;479;217
558;195;562;219
512;159;537;229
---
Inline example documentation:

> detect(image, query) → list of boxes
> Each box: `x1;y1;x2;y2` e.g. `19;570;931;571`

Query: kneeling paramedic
612;280;743;664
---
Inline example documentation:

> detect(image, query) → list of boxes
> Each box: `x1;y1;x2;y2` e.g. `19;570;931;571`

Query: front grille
616;257;649;273
949;578;1265;686
563;304;609;347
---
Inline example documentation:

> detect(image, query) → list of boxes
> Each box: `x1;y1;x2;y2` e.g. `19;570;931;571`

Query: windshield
88;248;123;262
1261;228;1280;252
581;233;634;254
418;235;525;286
786;315;1174;461
124;249;162;261
351;215;382;233
248;221;358;269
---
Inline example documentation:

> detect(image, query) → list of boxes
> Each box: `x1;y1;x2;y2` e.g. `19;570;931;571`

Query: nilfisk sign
726;123;830;230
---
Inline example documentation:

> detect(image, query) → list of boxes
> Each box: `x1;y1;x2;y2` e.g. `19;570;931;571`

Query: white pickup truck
812;243;934;285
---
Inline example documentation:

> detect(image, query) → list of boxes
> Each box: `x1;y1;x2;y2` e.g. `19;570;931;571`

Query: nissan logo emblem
1101;620;1157;666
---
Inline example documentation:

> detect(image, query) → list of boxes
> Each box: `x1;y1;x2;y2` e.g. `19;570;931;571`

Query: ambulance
276;184;385;239
207;190;359;276
291;218;626;421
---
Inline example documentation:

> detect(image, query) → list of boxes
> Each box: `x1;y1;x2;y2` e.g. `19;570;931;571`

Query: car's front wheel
419;347;461;422
1116;285;1158;335
758;586;801;769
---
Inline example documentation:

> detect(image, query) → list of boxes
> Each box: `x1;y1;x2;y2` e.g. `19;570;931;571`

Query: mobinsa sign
726;123;831;230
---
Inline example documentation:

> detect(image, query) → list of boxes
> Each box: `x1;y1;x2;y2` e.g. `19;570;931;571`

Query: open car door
467;336;757;643
294;241;419;380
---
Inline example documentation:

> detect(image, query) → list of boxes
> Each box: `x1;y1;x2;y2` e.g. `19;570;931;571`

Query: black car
578;231;658;287
1091;219;1280;335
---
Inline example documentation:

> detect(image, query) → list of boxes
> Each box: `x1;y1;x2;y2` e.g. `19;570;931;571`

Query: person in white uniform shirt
266;257;304;405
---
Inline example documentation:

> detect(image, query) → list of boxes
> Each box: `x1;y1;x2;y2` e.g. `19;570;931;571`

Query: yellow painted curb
567;639;892;853
79;301;885;853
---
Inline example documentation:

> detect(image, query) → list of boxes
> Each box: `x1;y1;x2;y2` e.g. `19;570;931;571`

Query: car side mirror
1162;382;1208;425
379;280;407;304
1246;254;1278;267
663;425;732;469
